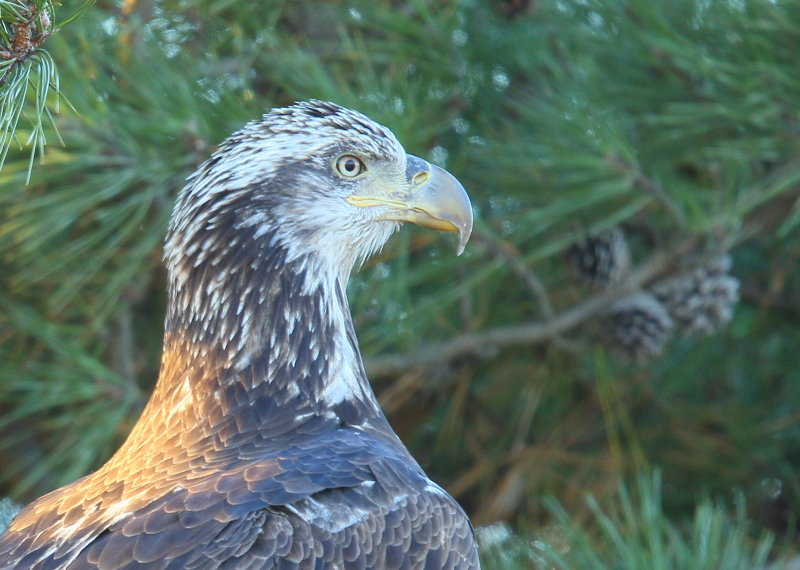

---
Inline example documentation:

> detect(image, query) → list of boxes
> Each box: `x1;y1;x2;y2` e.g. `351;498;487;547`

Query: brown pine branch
605;154;686;226
364;238;700;378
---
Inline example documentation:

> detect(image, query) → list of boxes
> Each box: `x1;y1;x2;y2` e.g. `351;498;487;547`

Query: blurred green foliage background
1;0;799;565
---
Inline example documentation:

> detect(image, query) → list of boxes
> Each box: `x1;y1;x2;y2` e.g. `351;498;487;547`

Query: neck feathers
130;220;385;459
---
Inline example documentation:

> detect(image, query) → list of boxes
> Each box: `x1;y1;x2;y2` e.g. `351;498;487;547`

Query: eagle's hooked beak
346;155;473;255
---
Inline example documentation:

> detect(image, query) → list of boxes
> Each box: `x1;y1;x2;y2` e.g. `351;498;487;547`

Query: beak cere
346;158;473;255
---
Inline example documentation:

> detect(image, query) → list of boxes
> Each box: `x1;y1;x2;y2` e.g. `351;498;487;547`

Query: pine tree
1;0;799;558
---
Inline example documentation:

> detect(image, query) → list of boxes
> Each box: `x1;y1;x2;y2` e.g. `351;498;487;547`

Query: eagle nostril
412;171;431;186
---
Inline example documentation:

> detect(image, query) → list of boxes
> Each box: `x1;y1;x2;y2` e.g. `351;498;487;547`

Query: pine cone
604;292;674;361
649;256;739;335
566;227;630;289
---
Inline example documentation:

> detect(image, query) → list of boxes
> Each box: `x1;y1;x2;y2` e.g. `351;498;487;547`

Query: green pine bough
480;472;780;570
0;0;93;179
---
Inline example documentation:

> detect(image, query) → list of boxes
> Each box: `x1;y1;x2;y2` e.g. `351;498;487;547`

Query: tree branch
475;233;558;321
364;239;699;378
606;154;686;227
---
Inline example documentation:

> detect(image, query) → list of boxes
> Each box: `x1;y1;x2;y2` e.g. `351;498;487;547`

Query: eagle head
165;100;472;287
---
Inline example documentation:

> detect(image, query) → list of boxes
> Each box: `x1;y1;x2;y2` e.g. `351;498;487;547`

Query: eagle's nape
0;100;479;569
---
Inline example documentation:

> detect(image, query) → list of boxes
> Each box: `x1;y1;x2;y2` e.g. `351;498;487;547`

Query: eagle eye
335;155;366;178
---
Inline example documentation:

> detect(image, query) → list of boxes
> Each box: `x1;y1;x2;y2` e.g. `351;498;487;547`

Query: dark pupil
344;158;357;173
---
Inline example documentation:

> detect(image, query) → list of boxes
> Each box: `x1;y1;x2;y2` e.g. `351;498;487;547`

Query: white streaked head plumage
165;100;409;291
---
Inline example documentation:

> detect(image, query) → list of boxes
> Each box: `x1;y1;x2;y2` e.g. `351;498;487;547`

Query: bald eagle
0;101;479;568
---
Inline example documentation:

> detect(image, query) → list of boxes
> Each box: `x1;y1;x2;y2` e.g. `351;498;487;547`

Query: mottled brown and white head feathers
160;100;413;406
165;100;408;295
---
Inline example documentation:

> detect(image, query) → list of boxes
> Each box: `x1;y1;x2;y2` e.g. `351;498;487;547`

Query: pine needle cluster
480;472;780;569
0;0;93;177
